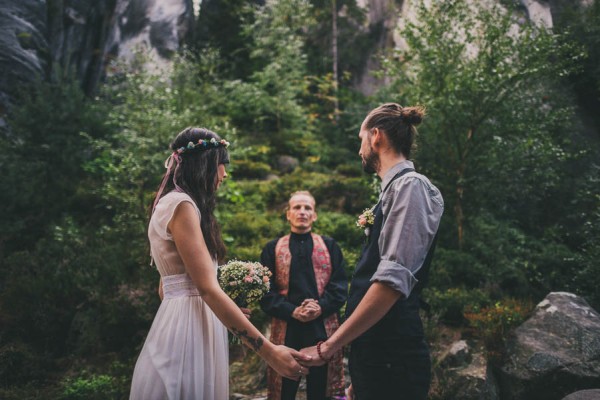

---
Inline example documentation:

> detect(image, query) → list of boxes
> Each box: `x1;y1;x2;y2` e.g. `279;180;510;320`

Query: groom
301;103;444;399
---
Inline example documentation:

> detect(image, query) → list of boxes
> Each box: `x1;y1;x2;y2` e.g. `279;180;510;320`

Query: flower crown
176;137;230;154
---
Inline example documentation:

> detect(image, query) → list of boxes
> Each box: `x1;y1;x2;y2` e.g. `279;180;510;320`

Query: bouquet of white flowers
218;260;272;308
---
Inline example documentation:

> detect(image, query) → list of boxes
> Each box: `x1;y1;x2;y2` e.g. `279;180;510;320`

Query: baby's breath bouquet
218;260;272;308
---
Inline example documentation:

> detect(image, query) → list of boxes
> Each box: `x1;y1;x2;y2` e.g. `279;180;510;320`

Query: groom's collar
380;160;414;193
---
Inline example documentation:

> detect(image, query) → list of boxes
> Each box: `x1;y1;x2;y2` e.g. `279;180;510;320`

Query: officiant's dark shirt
260;232;347;339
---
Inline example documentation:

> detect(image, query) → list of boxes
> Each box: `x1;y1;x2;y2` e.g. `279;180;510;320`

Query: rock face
498;292;600;400
106;0;194;74
0;0;48;114
0;0;193;115
352;0;594;95
561;389;600;400
275;155;299;174
0;0;594;110
440;340;472;368
451;352;499;400
436;340;499;400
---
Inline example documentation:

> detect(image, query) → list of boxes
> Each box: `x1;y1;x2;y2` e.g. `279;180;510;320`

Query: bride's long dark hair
151;127;229;262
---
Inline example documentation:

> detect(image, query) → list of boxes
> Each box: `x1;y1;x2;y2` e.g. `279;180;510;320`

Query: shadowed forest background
0;0;599;398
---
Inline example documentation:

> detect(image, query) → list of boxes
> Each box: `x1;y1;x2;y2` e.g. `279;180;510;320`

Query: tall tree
379;0;581;248
195;0;262;79
331;0;339;121
223;0;318;158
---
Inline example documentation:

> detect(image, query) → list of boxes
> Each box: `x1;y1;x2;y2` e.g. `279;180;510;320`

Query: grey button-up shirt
371;160;444;298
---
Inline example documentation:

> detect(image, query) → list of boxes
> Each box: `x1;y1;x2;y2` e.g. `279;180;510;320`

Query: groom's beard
362;148;379;174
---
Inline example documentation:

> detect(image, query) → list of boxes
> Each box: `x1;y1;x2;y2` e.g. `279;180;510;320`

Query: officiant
260;190;348;400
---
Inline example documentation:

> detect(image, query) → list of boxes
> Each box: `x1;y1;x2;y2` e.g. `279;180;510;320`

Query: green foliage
0;81;112;251
424;287;491;326
0;384;59;400
304;0;370;76
0;341;45;386
464;298;533;358
217;170;371;264
221;209;286;260
61;372;127;400
552;3;600;309
225;0;319;157
231;159;272;179
379;0;583;245
568;162;600;308
195;0;258;79
376;0;600;310
313;211;363;272
260;169;373;213
1;0;600;396
556;1;600;129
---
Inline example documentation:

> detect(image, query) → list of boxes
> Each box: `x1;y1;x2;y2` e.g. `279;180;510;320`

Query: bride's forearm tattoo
231;327;264;351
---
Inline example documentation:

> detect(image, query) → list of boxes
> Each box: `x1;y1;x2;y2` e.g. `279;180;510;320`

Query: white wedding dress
130;191;229;400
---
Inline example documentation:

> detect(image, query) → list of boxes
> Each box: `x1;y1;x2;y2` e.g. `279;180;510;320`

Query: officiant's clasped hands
292;299;322;322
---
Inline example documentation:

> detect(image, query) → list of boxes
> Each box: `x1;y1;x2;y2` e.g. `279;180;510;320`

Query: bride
130;127;310;399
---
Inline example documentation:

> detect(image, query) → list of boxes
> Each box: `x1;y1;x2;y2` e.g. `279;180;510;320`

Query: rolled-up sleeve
371;175;443;298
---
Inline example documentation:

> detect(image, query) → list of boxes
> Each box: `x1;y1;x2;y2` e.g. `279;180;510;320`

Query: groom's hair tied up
365;103;425;158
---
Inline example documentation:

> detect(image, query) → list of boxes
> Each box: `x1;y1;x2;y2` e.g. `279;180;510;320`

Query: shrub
464;298;533;359
61;374;123;400
313;211;364;274
423;287;491;326
0;341;45;387
231;159;272;179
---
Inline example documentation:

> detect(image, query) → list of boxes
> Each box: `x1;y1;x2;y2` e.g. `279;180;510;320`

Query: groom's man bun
364;103;426;158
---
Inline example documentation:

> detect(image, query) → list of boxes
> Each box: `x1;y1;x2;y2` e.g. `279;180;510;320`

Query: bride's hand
267;345;312;381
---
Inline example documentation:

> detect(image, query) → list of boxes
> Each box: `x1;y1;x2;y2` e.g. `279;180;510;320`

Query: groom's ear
371;127;383;148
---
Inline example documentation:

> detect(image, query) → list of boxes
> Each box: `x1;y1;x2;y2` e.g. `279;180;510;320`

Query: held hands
292;299;322;322
268;345;312;381
299;340;333;367
299;345;323;366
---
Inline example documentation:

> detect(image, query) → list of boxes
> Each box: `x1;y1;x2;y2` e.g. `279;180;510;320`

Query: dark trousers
349;339;431;400
281;365;328;400
282;320;329;400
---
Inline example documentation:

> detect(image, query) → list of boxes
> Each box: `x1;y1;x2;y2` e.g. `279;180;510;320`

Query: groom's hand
299;345;326;367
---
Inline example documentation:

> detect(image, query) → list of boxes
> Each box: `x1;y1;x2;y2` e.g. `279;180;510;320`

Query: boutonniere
356;206;376;236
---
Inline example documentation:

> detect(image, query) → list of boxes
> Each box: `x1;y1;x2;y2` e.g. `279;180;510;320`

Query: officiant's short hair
287;190;316;208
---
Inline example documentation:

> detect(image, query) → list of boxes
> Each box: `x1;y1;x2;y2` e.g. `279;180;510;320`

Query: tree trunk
455;183;464;250
331;0;339;122
455;128;473;249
